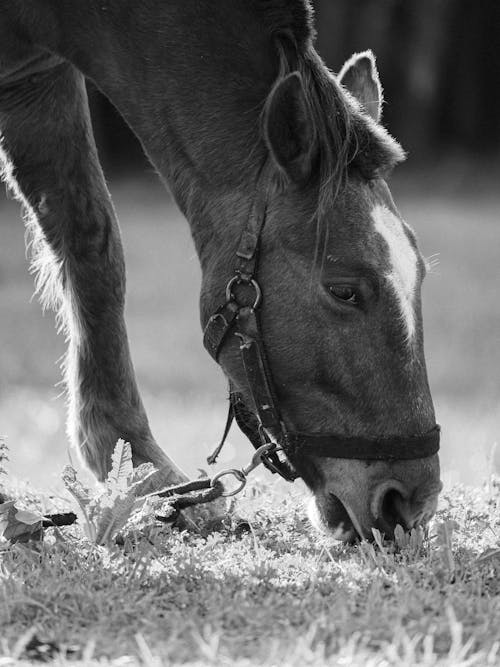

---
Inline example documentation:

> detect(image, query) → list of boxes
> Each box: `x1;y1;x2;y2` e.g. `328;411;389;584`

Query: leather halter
203;163;440;482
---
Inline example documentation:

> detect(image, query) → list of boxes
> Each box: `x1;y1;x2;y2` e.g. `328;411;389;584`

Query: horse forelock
262;31;405;220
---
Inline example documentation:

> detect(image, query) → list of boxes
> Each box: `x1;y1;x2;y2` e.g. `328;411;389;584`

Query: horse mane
258;0;405;214
257;0;316;51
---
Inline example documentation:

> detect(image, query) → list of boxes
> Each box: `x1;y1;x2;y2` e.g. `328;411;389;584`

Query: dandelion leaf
62;465;91;511
0;437;8;476
107;439;133;490
0;500;43;544
61;465;95;538
93;492;136;545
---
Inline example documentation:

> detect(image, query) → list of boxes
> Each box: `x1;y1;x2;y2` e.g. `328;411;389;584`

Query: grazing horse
0;0;441;541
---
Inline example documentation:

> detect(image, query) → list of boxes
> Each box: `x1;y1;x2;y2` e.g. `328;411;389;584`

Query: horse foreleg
0;61;186;486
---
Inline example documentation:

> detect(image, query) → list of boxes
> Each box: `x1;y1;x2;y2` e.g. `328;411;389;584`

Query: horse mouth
309;492;362;543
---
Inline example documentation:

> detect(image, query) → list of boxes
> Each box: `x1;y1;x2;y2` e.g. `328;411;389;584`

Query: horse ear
338;50;382;122
263;72;316;184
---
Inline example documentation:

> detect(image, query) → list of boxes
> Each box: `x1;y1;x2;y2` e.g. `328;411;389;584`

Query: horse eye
329;285;358;304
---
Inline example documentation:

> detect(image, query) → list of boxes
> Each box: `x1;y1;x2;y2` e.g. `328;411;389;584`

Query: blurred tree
314;0;500;159
88;0;500;170
435;0;500;152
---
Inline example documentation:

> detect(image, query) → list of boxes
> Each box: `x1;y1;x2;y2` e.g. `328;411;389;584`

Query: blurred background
0;0;499;493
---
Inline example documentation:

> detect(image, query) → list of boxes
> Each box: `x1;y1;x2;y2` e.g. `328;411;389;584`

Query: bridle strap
234;307;296;480
203;301;239;362
203;161;270;361
231;392;264;451
236;307;282;435
287;425;441;461
206;398;235;466
203;162;296;480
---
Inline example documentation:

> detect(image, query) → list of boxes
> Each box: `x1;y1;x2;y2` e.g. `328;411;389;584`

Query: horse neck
142;89;268;270
40;2;278;261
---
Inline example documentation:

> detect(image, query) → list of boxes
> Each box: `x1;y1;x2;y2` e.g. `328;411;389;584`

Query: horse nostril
372;482;412;535
380;488;409;531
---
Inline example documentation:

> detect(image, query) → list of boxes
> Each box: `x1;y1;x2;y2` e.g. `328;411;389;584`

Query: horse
0;0;441;541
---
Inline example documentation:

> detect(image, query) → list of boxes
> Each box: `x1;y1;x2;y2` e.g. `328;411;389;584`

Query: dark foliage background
89;0;500;171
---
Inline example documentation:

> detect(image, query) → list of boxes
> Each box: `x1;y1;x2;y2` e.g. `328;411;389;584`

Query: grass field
1;474;500;665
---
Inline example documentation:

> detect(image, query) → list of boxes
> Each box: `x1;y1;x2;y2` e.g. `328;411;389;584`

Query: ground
0;165;499;665
0;477;500;666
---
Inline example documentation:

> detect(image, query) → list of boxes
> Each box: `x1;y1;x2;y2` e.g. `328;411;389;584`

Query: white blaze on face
371;204;418;340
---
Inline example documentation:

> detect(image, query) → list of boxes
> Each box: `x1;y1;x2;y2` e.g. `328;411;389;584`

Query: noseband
203;163;440;482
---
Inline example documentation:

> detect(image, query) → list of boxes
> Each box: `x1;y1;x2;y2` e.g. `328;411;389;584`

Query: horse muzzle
307;453;442;541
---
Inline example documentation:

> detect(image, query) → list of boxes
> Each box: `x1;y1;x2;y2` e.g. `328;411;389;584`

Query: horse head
201;43;441;542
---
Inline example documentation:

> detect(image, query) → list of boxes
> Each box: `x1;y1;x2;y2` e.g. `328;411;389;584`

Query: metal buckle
242;443;276;476
225;275;262;310
261;448;296;482
210;443;275;497
210;468;247;497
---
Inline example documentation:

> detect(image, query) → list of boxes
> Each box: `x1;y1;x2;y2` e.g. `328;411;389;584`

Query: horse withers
0;0;441;541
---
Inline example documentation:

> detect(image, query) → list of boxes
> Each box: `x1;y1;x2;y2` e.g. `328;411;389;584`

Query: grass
1;475;500;665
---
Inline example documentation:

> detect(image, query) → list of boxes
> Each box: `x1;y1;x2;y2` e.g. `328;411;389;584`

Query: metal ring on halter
225;275;262;310
210;468;247;497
